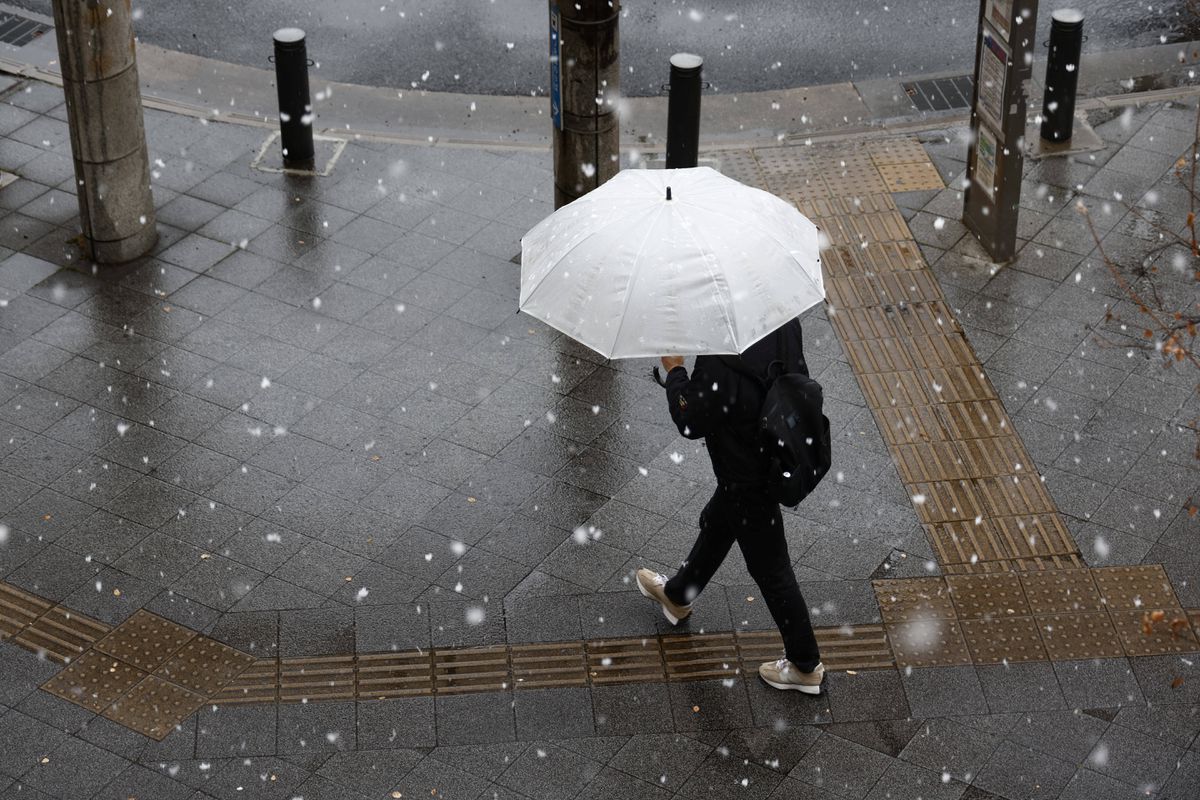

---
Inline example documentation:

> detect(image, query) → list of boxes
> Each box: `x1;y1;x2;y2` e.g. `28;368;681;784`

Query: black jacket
664;319;809;486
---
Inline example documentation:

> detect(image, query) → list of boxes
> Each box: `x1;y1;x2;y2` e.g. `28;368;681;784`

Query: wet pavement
0;76;1197;799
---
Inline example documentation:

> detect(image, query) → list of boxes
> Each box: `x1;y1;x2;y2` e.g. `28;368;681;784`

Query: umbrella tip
666;186;672;201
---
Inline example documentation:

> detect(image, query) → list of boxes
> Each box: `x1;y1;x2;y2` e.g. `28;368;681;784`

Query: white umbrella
519;166;825;360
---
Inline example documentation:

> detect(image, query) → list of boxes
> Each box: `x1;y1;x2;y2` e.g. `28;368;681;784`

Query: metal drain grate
903;74;974;112
0;12;49;47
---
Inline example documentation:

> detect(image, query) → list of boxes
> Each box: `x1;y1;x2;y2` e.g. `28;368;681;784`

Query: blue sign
549;4;562;130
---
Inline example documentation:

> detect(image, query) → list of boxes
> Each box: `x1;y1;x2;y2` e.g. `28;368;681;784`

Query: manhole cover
902;75;974;112
0;12;49;47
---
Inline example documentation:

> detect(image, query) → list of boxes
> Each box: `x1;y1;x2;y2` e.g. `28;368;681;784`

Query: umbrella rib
608;202;669;357
685;201;825;300
520;205;650;308
674;203;740;349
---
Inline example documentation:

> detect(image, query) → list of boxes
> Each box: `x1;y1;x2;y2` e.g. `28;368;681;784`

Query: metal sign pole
962;0;1039;263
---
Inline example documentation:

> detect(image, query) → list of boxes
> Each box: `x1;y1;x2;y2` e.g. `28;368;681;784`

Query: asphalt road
10;0;1193;95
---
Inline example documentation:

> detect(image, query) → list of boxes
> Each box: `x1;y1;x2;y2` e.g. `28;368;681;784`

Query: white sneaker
635;568;692;625
758;658;824;694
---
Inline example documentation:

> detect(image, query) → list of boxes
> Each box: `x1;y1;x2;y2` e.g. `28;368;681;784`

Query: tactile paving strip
511;642;588;689
662;633;741;681
94;610;195;672
210;658;279;705
12;605;109;664
892;441;970;483
102;675;206;740
586;638;666;684
357;652;432;700
0;582;52;640
909;479;987;523
737;625;895;671
433;647;510;695
281;655;358;701
955;436;1034;477
41;649;146;713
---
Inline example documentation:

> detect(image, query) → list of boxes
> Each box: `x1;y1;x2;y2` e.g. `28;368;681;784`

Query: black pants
665;484;821;671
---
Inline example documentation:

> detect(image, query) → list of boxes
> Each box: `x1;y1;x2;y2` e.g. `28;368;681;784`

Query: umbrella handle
652;366;668;388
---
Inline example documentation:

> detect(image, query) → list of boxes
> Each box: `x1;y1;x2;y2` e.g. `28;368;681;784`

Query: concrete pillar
51;0;157;263
550;0;620;209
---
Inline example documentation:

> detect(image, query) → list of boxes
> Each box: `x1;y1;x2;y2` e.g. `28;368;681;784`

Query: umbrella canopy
519;166;824;360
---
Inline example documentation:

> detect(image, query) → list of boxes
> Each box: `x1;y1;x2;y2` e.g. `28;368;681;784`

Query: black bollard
1040;9;1084;143
273;28;316;169
665;53;703;169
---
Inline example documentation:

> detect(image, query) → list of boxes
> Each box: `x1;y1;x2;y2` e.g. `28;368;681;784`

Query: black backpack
720;356;832;507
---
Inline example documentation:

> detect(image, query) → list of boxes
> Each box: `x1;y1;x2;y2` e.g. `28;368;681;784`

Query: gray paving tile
825;668;910;723
1085;723;1183;791
973;740;1076;800
91;763;196;800
0;709;68;780
435;692;516;746
315;749;424;798
592;683;674;737
668;679;754;732
513;687;595;739
822;719;922;759
1005;709;1109;763
790;732;893;799
1160;751;1200;800
901;666;989;719
389;756;490;800
356;697;437;749
1054;659;1146;710
608;732;712;790
1056;768;1144;800
22;734;131;798
976;662;1068;714
277;701;355;755
1111;704;1200;749
865;760;966;800
196;704;278;758
678;748;786;800
201;755;309;800
495;743;602;800
900;717;1000;784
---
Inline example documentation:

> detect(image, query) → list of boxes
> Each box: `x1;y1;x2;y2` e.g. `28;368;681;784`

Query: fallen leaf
1150;610;1166;623
112;588;121;597
1172;676;1185;689
41;514;51;521
692;705;700;713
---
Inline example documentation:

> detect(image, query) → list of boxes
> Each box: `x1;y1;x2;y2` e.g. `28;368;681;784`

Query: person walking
636;318;825;694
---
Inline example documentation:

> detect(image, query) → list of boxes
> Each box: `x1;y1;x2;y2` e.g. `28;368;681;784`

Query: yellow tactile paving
41;650;146;713
102;675;206;740
946;573;1030;618
1021;569;1104;614
888;618;973;667
1037;613;1126;661
155;636;257;696
93;610;196;672
962;616;1047;663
